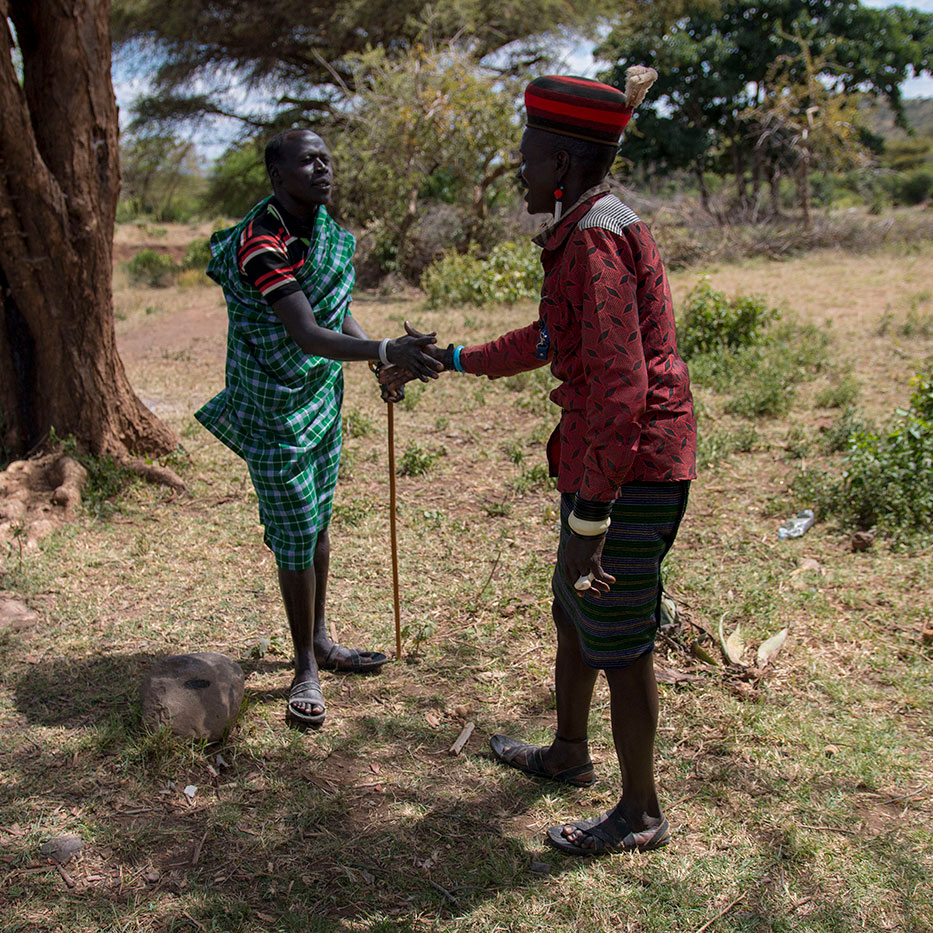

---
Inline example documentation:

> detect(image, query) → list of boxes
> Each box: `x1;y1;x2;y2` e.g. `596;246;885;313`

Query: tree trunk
796;152;812;230
0;0;178;462
694;166;711;216
731;143;748;211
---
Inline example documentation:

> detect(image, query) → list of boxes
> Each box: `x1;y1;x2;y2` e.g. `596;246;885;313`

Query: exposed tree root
0;447;187;557
124;457;187;492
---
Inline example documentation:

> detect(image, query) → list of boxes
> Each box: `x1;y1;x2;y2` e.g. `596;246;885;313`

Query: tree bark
731;142;748;211
694;166;711;216
0;0;178;462
796;152;812;230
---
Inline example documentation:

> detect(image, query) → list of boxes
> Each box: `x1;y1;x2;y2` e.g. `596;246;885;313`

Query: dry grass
0;233;931;932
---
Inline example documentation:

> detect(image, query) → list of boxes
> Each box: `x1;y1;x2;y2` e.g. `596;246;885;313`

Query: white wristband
378;338;391;366
568;512;611;536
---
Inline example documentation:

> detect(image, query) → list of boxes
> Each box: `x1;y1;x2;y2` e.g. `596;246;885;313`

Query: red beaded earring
553;185;564;222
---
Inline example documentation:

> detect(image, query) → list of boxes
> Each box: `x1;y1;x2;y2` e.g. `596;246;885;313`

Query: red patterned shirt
460;186;696;502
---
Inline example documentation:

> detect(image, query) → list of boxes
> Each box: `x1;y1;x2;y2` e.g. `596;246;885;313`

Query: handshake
373;322;455;403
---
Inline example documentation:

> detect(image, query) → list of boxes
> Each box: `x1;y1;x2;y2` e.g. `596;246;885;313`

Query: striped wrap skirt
552;481;690;670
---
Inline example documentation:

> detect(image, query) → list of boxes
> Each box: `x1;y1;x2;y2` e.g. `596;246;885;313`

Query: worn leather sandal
318;645;389;674
489;734;596;787
547;809;670;856
286;678;326;729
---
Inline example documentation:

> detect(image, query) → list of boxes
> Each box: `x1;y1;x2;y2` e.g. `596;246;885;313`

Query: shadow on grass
14;650;159;728
6;655;931;931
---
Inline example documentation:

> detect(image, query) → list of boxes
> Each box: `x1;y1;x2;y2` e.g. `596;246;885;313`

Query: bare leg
556;650;665;851
498;599;598;775
277;565;324;719
308;528;386;671
311;528;333;656
605;651;662;828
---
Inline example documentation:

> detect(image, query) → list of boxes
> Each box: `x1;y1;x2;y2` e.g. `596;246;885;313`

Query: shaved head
264;129;325;177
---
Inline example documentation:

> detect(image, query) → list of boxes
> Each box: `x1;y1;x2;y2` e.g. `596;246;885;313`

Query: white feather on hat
624;65;659;111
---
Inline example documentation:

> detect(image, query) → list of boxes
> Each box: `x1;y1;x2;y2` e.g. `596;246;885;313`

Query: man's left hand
563;533;615;596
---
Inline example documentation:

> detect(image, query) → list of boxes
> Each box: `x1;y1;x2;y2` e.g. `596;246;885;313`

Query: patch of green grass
510;463;553;494
398;441;446;476
343;407;374;438
332;498;369;526
502;440;525;465
696;423;759;470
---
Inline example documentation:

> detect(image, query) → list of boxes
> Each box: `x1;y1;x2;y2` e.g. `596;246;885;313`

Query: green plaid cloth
195;197;356;570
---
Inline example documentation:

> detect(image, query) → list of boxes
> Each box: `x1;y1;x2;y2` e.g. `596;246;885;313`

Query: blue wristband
453;345;465;373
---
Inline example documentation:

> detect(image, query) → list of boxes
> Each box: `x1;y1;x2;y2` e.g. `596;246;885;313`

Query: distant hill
864;97;933;139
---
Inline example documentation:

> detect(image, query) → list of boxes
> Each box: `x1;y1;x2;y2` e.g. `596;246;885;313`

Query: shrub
894;169;933;206
677;278;777;360
820;407;871;454
814;370;860;409
793;368;933;541
126;249;178;287
181;237;213;271
420;241;541;308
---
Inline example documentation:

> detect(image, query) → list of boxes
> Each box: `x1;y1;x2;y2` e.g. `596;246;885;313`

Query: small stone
145;868;161;883
797;557;821;572
40;834;84;864
0;596;39;632
530;861;551;874
183;785;198;803
140;652;245;743
851;531;875;552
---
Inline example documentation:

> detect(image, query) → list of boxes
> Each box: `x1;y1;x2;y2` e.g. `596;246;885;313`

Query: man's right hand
385;323;443;381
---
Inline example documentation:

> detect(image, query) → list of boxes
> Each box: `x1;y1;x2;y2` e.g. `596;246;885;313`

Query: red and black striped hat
524;69;658;145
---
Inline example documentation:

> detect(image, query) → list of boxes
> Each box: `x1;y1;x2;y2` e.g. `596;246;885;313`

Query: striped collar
268;197;319;239
532;182;611;250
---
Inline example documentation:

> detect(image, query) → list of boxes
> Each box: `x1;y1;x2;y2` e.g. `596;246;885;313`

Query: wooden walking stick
371;360;404;659
386;395;403;660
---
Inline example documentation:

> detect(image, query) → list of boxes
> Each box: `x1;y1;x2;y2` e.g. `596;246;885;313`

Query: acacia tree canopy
112;0;612;131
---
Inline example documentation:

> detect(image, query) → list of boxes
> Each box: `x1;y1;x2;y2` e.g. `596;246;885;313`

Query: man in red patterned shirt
384;70;696;855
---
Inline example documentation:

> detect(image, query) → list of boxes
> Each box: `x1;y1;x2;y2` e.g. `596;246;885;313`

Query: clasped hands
373;322;448;402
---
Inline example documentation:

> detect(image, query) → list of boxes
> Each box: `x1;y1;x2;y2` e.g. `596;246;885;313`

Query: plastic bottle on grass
778;509;815;539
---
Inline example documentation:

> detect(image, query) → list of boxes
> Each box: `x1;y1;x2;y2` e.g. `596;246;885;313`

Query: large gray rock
40;833;84;864
140;652;245;742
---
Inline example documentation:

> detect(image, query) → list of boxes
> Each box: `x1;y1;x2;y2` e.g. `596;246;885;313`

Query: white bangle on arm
567;512;611;536
378;337;391;366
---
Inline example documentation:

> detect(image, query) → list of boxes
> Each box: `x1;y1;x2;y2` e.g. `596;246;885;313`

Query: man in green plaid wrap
196;129;441;728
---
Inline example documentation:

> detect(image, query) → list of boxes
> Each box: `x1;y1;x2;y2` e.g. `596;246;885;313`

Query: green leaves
677;277;777;360
793;367;933;542
420;241;542;309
